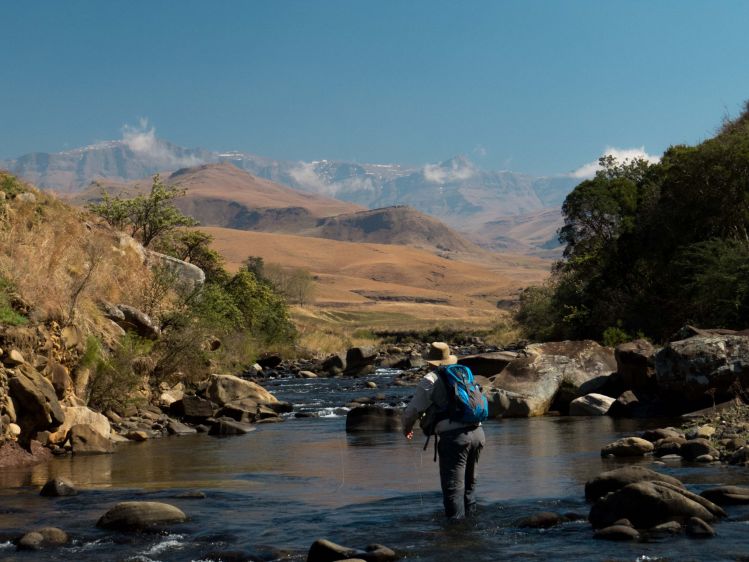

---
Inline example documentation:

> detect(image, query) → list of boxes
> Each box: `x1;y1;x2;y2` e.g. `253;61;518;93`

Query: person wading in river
402;342;487;520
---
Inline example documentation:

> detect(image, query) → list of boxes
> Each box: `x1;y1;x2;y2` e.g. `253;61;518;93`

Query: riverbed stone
40;477;77;497
601;437;653;457
298;370;318;379
344;346;377;377
593;525;640;541
685;516;715;538
701;486;749;506
641;428;685;442
322;354;346;376
17;527;68;550
208;418;256;436
569;393;615;416
585;466;684;503
205;374;278;407
679;439;718;461
307;539;397;562
489;340;616;417
517;511;565;528
649;521;683;535
97;501;187;531
345;406;402;433
589;481;725;529
654;438;685;457
167;419;197;436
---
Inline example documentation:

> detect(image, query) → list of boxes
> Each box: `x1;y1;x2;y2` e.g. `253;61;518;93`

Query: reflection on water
2;377;749;561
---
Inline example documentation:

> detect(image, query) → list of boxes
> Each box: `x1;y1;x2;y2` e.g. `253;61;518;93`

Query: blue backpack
419;364;489;440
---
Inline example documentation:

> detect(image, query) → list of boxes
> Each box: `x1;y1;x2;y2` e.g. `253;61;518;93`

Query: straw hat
424;341;458;366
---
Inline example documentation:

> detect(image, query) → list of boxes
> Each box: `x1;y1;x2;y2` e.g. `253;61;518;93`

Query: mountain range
0;137;580;254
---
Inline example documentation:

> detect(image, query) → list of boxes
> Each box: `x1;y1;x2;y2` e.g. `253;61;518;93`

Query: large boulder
97;501;187;531
69;423;113;454
585;466;684;503
615;339;658;391
204;374;278;407
489;340;617;417
569;393;615;416
655;334;749;404
346;406;402;433
589;481;725;529
8;363;64;440
145;249;205;292
47;405;111;445
701;486;749;506
172;395;216;420
458;351;518;378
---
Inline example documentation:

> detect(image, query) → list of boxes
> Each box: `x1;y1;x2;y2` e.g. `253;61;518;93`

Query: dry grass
0;181;153;341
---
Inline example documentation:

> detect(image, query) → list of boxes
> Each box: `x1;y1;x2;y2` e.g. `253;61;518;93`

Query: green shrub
0;277;27;326
602;325;632;347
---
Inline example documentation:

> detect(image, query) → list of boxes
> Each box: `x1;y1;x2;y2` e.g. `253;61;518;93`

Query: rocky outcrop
655;334;749;405
344;346;377;377
113;304;160;339
7;363;64;441
489;340;616;417
96;501;187;530
345;406;402;433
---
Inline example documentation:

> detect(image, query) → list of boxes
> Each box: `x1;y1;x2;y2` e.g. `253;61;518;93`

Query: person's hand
405;430;414;440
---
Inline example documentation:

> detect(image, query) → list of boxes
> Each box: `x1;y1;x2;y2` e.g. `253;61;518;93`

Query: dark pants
437;425;485;520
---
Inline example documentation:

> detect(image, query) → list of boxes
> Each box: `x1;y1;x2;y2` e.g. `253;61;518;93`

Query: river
1;370;749;561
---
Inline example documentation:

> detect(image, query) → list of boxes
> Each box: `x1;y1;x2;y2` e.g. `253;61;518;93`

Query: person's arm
402;373;436;438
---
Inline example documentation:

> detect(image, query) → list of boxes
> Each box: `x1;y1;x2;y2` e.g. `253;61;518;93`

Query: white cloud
422;158;476;184
571;146;660;178
120;119;203;168
288;161;377;196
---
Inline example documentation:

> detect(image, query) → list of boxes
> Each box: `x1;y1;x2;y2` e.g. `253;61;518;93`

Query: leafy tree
156;229;227;283
88;174;198;247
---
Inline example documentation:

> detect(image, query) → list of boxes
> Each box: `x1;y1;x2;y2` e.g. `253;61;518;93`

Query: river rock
205;374;278;407
69;423;113;454
585;466;685;503
40;477;77;497
489;340;616;417
322;354;346;376
605;390;638;418
569;393;615;416
307;538;397;562
601;437;653;457
517;511;565;528
649;521;683;535
96;501;187;531
615;339;658;391
654;437;685;457
344;346;377;377
48;405;111;444
17;527;68;550
8;363;65;440
167;419;197;436
655;334;749;405
589;481;725;529
641;428;685;442
345;406;402;433
701;486;749;505
679;439;719;461
298;370;318;379
458;351;518;377
685;516;715;538
593;525;640;541
208;418;257;436
173;395;216;420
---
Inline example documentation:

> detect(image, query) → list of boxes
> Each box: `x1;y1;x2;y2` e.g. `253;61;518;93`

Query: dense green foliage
517;105;749;342
0;276;27;326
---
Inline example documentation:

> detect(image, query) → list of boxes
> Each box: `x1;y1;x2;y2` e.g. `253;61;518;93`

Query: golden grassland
202;225;551;351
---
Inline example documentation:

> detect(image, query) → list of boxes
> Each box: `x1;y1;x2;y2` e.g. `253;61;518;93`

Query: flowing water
2;371;749;561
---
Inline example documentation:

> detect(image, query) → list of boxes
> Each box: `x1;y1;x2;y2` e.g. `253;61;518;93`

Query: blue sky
2;0;749;175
